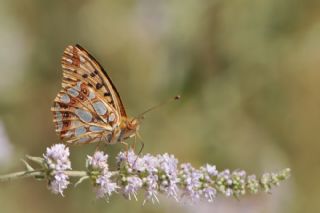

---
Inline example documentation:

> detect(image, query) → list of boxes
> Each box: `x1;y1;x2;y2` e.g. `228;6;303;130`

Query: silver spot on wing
75;109;92;123
93;101;107;116
108;113;116;122
78;137;90;143
67;87;79;97
55;112;62;121
88;90;95;100
75;126;86;137
60;94;70;104
57;121;63;131
89;126;105;132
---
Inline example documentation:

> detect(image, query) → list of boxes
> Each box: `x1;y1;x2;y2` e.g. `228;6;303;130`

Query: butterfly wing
51;44;126;144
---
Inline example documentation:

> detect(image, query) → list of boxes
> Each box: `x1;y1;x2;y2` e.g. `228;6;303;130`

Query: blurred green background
0;0;319;212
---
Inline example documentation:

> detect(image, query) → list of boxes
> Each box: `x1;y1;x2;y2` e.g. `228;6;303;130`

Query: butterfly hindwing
52;81;117;144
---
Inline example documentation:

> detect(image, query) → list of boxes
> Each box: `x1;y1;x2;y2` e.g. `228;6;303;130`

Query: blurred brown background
0;0;319;212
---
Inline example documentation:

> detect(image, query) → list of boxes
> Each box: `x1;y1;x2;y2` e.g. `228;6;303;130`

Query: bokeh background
0;0;319;212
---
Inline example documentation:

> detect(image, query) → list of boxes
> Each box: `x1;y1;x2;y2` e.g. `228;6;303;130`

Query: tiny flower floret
44;144;71;171
202;164;218;176
44;144;71;196
87;151;118;199
122;176;143;200
48;171;70;196
95;172;119;199
87;151;108;171
247;175;259;194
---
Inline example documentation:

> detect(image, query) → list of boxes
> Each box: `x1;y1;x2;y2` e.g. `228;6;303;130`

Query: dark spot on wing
95;115;103;121
96;83;103;89
82;74;88;78
104;92;111;97
60;130;66;137
63;77;74;82
59;103;68;109
63;121;70;127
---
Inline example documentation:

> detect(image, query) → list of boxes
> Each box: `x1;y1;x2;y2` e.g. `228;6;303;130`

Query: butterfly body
52;44;139;145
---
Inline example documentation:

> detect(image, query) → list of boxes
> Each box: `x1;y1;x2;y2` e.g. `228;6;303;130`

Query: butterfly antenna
137;95;181;120
136;132;144;155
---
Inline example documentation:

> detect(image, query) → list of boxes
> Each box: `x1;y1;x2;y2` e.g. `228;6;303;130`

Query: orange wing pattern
51;44;127;144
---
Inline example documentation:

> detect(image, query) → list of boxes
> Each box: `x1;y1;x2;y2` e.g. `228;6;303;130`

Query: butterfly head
127;118;140;131
119;117;141;140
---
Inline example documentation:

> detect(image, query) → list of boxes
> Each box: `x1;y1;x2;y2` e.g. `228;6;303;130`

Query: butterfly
51;44;140;145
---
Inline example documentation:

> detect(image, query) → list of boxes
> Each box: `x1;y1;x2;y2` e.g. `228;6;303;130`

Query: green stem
0;170;89;182
0;170;44;182
65;171;88;177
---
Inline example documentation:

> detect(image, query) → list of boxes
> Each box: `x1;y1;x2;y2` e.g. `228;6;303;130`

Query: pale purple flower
157;153;179;200
87;151;118;199
39;146;290;202
44;144;71;171
87;151;108;171
201;164;218;177
202;185;216;202
95;171;118;199
158;153;178;176
43;144;71;196
122;176;143;200
216;169;233;197
116;149;138;168
143;174;159;204
231;170;246;196
140;154;159;173
48;171;70;196
180;163;202;201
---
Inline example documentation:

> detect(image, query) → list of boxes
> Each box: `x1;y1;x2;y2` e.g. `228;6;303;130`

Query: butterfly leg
137;140;144;156
95;138;103;151
120;141;129;158
131;135;137;152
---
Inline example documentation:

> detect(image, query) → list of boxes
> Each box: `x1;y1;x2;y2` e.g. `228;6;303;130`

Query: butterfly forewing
52;44;127;144
61;45;126;116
